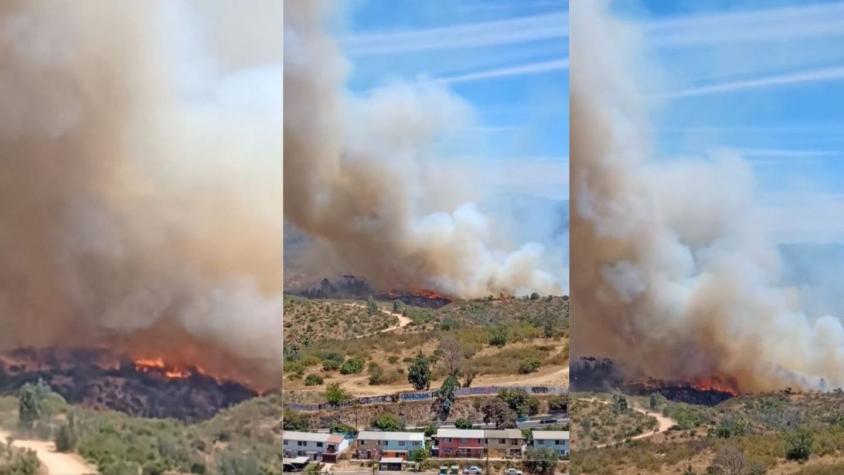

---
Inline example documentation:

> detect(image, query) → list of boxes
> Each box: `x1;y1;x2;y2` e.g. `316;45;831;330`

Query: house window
447;438;453;443
555;440;561;444
298;441;305;446
316;442;323;448
328;445;335;452
399;441;406;446
500;439;506;443
283;440;288;445
461;438;467;444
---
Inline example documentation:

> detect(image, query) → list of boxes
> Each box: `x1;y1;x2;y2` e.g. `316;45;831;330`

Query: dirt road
0;429;96;474
345;302;412;337
629;404;676;440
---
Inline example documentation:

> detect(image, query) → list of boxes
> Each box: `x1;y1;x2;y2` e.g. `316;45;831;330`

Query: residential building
282;431;350;462
484;429;525;458
436;428;485;458
356;431;426;459
531;430;569;457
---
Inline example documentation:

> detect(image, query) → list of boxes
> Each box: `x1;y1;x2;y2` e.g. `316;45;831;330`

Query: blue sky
614;0;844;243
329;0;569;200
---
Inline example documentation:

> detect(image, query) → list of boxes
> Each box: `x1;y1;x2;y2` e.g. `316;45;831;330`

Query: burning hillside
571;0;844;392
0;348;255;421
571;357;736;406
0;1;282;394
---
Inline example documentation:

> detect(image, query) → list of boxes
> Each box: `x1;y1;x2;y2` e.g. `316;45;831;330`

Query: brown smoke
0;1;282;389
571;0;844;393
283;1;561;298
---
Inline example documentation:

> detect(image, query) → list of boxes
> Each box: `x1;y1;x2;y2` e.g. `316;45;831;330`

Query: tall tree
408;353;431;390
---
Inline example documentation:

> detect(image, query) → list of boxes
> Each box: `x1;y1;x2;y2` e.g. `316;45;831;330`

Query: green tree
433;375;460;421
612;394;629;414
784;427;813;461
454;418;473;429
524;447;559;475
409;446;430;464
481;398;517;429
499;388;540;416
366;296;379;316
54;412;78;452
649;393;659;411
325;383;350;406
17;384;42;431
408;353;431;390
372;413;403;431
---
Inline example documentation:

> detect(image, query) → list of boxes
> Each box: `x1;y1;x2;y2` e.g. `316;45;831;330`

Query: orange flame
691;377;738;396
133;357;192;380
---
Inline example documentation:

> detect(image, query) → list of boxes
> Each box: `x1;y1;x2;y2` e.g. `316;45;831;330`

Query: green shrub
321;352;344;371
785;427;814;461
488;325;508;347
518;358;541;374
304;374;324;386
339;357;364;375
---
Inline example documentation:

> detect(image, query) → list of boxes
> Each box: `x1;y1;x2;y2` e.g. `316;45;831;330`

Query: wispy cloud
647;1;844;47
339;13;567;56
428;59;568;85
655;66;844;99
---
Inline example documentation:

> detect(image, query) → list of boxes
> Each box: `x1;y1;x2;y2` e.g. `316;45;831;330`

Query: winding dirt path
629;404;676;440
0;429;97;474
580;396;678;448
345;302;412;337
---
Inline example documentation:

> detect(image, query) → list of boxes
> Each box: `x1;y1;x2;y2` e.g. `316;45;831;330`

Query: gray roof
357;431;425;442
437;428;485;438
484;429;523;439
532;430;569;440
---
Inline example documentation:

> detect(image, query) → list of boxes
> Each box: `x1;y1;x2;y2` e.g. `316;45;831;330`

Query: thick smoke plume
0;1;282;389
571;0;844;393
283;1;562;298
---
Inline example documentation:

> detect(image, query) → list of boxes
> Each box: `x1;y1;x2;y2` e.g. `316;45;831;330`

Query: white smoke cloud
283;0;563;298
571;0;844;392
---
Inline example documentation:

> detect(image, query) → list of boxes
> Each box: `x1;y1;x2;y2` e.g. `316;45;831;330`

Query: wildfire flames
0;347;256;420
691;377;739;397
133;358;191;380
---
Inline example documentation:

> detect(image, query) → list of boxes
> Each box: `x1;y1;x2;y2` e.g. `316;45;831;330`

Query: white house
356;431;426;459
531;430;569;457
282;431;350;462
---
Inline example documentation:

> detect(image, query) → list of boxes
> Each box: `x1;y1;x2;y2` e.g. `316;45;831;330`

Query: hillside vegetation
283;295;569;396
0;384;285;475
572;390;844;475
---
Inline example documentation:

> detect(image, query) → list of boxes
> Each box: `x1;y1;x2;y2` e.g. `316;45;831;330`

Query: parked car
504;469;523;475
540;417;557;424
463;466;483;475
449;465;460;475
439;466;448;475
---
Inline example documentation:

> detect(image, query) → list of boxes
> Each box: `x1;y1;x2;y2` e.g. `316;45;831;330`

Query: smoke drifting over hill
571;0;844;392
283;1;563;298
0;1;282;389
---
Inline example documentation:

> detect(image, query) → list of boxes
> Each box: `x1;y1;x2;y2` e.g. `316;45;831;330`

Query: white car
504;469;523;475
463;467;483;475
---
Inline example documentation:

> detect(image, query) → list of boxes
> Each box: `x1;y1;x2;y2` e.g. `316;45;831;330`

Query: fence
284;385;567;413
